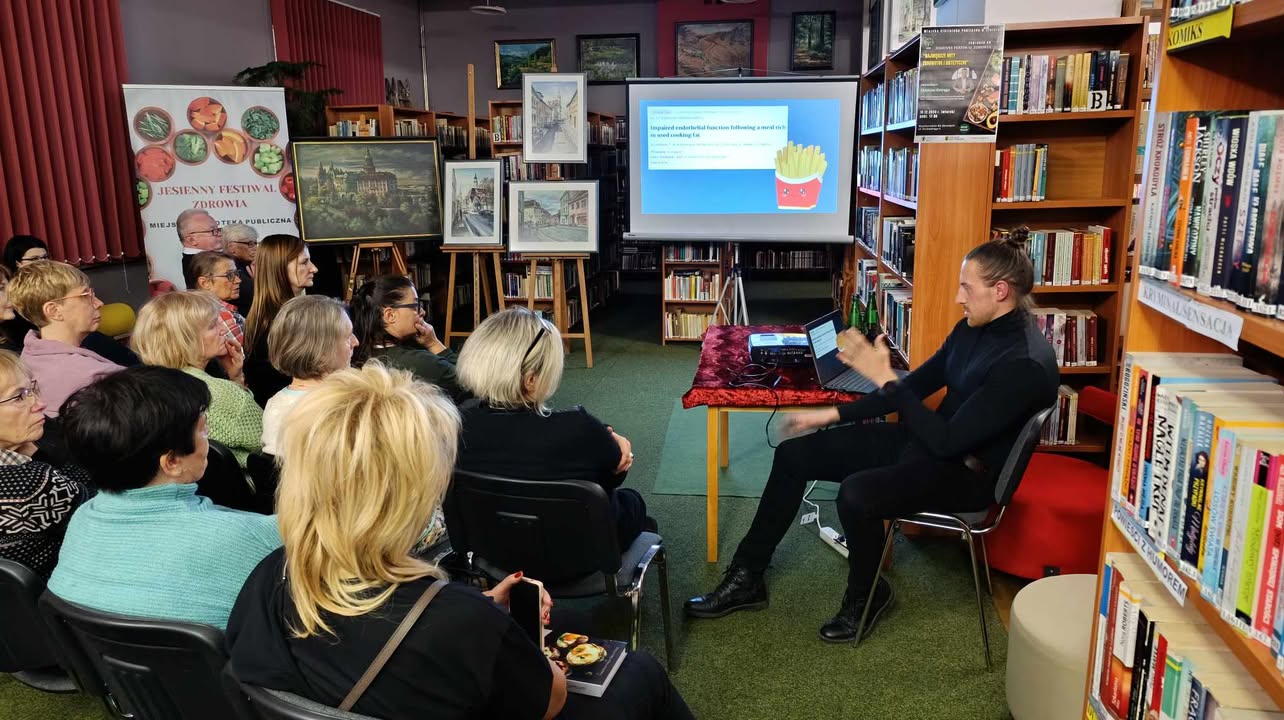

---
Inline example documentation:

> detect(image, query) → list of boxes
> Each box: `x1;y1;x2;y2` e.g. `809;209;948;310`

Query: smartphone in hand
510;577;545;645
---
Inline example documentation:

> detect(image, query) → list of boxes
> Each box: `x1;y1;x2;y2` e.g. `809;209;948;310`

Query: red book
1255;453;1284;637
1000;148;1012;201
1100;563;1125;705
1093;225;1113;284
1087;314;1099;365
1072;232;1084;285
1044;233;1057;285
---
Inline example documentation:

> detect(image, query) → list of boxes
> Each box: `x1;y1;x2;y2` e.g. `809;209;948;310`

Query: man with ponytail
686;237;1058;643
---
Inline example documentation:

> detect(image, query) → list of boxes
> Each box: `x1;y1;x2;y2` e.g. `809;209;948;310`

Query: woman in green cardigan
132;291;263;466
350;275;468;404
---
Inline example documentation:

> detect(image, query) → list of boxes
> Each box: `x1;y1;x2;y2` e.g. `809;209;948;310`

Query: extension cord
819;526;849;559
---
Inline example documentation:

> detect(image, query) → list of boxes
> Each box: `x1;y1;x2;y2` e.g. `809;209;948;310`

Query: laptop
803;310;885;394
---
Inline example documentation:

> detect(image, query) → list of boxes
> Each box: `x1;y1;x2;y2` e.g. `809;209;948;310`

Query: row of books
664;270;721;301
861;82;885;132
1111;353;1284;668
994;225;1115;286
491;114;523;143
588;122;616;146
1032;308;1102;367
620;247;658;271
435;122;490;153
1138;110;1284;318
663;244;720;262
994;144;1050;203
882;217;915;279
857;207;879;253
882;285;912;359
497;153;564;181
1169;0;1253;21
886;146;919;203
665;309;715;339
999;51;1131;116
328;118;379;137
859;146;882;192
1042;385;1081;445
856;258;879;306
888;68;918;126
1091;551;1282;720
747;249;829;270
502;268;556;300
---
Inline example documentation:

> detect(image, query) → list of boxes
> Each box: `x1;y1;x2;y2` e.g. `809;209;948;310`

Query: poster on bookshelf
915;25;1004;143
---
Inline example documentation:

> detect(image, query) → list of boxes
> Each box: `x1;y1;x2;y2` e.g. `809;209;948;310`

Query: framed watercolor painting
577;33;640;84
522;72;588;164
495;39;557;90
675;20;753;77
791;11;836;71
442;160;502;246
508;180;599;254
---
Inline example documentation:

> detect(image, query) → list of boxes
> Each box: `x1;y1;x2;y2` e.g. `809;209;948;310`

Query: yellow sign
1167;6;1234;51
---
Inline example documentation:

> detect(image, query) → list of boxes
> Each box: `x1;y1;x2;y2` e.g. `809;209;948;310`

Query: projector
748;333;811;367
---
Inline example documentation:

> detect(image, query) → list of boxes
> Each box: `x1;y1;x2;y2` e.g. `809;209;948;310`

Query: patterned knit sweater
184;367;264;467
0;448;93;578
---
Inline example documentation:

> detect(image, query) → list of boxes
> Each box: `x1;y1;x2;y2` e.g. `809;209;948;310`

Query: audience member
3;235;50;272
0;350;92;579
177;209;224;282
132;291;263;466
186;251;246;345
351;275;467;403
457;308;649;549
261;295;357;456
221;223;257;316
9;261;123;416
0;266;17;350
48;366;280;629
228;364;691;720
244;234;317;406
146;254;177;298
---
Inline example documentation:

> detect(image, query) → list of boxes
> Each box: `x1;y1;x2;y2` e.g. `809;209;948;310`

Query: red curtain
0;0;142;264
271;0;385;106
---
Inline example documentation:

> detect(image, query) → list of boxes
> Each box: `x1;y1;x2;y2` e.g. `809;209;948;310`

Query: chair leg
629;586;643;652
963;531;993;671
979;535;994;597
657;549;675;671
855;520;898;644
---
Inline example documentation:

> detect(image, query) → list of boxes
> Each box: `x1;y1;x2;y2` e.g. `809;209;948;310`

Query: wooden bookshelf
660;243;729;345
1082;1;1284;717
324;104;437;138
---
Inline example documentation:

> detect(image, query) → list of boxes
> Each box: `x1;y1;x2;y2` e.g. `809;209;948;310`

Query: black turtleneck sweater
837;308;1059;475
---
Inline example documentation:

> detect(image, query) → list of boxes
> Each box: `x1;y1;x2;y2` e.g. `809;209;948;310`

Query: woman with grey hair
220;223;257;316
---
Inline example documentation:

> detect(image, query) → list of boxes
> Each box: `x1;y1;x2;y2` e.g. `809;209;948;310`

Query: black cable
726;362;785;449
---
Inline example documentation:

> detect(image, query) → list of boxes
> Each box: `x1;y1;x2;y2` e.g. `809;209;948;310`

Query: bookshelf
660;243;730;344
1082;1;1284;717
324;104;438;138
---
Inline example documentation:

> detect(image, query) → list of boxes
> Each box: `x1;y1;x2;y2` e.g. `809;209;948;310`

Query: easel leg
576;258;592;368
553;259;570;352
472;252;482;332
479;253;494;315
493;253;505;311
706;407;720;563
346;247;362;301
718;409;729;468
444;253;459;345
528;259;537;311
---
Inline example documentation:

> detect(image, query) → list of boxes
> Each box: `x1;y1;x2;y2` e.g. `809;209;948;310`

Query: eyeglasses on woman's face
0;381;40;406
18;252;49;265
55;287;97;304
204;270;241;283
387;297;430;315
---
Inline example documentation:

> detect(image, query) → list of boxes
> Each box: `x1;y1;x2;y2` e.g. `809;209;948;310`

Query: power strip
819;526;849;559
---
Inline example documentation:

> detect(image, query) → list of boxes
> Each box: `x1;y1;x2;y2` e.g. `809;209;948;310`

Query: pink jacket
20;331;124;417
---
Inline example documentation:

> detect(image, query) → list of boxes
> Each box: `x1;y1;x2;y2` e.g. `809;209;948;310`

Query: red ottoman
986;452;1109;579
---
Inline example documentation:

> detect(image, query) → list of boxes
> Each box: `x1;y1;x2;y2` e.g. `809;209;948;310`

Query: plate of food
136;179;152;209
135;146;176;182
556;633;589;649
566;643;607;667
213;130;250;165
279;173;296;203
242;106;281;142
188;96;227;132
133;107;173;143
251;143;286;177
173;131;210;165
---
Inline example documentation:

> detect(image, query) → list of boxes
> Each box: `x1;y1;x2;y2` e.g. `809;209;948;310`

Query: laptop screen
804;310;847;385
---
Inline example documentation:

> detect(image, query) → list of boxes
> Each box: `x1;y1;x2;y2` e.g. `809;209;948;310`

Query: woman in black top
350;275;467;404
243;235;317;406
456;307;649;549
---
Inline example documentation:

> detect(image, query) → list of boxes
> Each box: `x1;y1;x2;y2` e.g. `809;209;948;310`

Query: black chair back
993;405;1058;507
237;681;381;720
0;559;60;672
445;470;621;586
198;439;256;511
245;451;281;515
38;592;253;720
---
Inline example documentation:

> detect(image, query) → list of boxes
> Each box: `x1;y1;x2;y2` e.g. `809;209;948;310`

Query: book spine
1168;398;1199;556
1252;116;1284;315
1149;386;1182;544
1115;354;1137;508
1178;408;1215;573
1229;111;1266;303
1127;367;1152;510
1181;115;1212;288
1213;114;1250;298
1196;115;1229;295
1142;113;1173;277
1237;449;1272;626
1170;114;1201;283
1200;425;1238;599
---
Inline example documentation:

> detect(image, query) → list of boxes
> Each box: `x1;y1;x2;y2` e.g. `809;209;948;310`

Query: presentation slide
641;99;840;215
627;78;858;244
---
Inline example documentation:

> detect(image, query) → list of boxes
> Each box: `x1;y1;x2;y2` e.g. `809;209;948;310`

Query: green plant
233;61;341;138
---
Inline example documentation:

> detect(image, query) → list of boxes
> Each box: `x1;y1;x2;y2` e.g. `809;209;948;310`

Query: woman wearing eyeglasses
3;235;50;273
455;308;650;550
0;350;93;579
350;276;468;404
186;251;246;346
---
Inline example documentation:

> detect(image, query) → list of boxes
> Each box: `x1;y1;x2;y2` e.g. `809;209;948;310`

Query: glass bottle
865;293;881;343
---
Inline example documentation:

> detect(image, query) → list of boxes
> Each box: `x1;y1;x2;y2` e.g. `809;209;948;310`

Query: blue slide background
640;98;841;215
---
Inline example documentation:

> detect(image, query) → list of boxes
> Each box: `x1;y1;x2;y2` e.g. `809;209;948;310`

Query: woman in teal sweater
350;276;468;404
132;291;263;466
48;366;281;630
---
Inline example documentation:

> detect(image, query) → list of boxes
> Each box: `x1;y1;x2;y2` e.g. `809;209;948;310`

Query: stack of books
999;51;1130;115
994;144;1049;202
1032;308;1102;367
881;217;916;278
664;270;721;301
882;285;912;357
994;226;1115;286
1042;385;1080;446
888;68;918;125
328;117;379;136
859;147;882;191
665;310;715;339
491;113;523;143
664;244;720;262
392;118;430;137
857;207;879;251
861;82;886;132
749;249;829;270
886;147;919;202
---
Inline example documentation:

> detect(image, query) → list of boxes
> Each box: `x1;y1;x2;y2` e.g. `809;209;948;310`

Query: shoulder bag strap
339;578;448;712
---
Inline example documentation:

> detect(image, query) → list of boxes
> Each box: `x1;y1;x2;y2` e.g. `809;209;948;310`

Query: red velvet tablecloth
681;324;862;409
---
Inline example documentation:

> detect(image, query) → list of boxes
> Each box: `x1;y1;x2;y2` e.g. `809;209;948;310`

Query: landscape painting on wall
791;11;836;70
508;180;599;254
577;34;640;84
496;39;558;89
675;20;753;77
522;73;587;164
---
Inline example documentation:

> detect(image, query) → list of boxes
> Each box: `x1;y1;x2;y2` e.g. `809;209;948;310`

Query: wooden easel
523;254;593;368
345;241;408;301
442;245;505;345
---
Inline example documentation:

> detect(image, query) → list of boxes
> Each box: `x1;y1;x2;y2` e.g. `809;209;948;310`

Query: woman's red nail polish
515;571;523;578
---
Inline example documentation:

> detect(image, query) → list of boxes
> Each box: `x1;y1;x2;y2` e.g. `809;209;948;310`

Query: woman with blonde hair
456;307;650;549
244;234;317;406
260;295;358;456
132;291;263;466
227;364;690;720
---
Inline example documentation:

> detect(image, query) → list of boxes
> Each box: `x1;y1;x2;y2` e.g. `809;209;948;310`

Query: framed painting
442;160;502;246
522;72;588;164
675;20;753;78
577;33;640;84
508;180;599;254
791;11;836;71
495;39;557;90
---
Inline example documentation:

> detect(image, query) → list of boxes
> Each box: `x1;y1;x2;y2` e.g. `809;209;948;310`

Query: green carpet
0;280;1009;720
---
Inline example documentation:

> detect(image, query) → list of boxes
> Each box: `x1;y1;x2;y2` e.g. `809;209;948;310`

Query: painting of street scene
293;139;441;242
509;181;598;253
675;20;753;77
444;160;501;245
523;73;586;163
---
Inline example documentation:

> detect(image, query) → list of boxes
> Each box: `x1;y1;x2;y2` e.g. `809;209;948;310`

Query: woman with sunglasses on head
244;234;318;406
455;308;651;550
350;276;468;404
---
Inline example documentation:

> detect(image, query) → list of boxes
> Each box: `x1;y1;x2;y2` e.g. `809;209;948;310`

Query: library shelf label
1138;278;1243;350
1110;502;1188;606
1166;6;1234;51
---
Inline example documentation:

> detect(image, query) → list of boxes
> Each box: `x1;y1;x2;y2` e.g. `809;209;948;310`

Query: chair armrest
1078;386;1116;426
615;533;663;595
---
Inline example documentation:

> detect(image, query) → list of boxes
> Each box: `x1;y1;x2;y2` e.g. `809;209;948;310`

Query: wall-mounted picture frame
791;11;837;71
495;39;558;90
508;180;599;254
576;33;640;85
442;159;502;246
675;20;753;78
522;72;587;164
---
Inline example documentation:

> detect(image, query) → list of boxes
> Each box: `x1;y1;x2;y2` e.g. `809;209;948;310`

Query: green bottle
864;294;881;342
849;294;862;332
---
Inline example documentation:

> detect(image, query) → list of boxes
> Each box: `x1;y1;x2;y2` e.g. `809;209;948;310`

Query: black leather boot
684;564;768;618
818;578;895;643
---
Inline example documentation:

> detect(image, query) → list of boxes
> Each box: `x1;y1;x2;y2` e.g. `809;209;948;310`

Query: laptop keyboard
830;371;878;394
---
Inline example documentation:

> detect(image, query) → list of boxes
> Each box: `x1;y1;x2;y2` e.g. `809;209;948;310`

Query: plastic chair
245;451;281;515
196;439;258;512
38;591;255;720
0;559;76;693
235;680;382;720
444;470;674;668
855;405;1057;671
